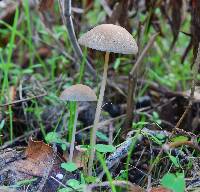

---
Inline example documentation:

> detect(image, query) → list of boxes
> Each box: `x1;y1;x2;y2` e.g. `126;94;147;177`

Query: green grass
97;152;116;192
1;6;19;141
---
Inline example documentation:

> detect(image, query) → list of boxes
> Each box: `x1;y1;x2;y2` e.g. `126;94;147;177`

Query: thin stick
69;103;78;162
130;33;159;76
146;43;200;180
61;0;97;78
163;140;200;153
88;51;110;176
125;74;137;128
99;0;112;17
175;42;200;129
0;92;47;107
84;180;141;192
125;33;159;129
108;123;113;145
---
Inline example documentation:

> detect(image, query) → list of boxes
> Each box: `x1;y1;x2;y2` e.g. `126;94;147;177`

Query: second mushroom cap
60;84;97;102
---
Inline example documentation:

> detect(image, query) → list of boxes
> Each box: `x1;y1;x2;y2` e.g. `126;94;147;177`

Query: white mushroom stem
88;51;110;176
69;102;78;162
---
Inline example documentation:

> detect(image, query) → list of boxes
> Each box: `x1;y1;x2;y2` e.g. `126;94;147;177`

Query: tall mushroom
78;24;138;175
60;84;97;162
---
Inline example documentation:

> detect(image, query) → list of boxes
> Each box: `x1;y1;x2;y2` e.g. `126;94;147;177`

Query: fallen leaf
0;140;78;191
14;137;56;176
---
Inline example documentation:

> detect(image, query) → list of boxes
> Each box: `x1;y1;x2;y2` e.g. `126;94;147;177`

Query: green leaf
67;179;80;189
155;133;166;141
95;144;116;153
58;188;72;192
161;172;185;192
152;111;159;119
96;131;109;142
61;143;67;151
0;119;5;130
16;178;37;186
168;154;180;168
61;162;77;172
113;58;121;70
171;136;188;142
84;176;99;183
45;132;61;144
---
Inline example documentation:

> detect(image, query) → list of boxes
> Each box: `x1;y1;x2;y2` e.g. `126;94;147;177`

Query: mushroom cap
60;84;97;102
78;24;138;55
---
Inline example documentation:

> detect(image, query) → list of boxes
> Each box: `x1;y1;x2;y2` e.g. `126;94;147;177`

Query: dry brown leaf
14;138;55;176
0;139;76;191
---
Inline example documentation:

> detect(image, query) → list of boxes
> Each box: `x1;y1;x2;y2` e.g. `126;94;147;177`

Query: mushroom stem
69;102;78;162
88;51;110;176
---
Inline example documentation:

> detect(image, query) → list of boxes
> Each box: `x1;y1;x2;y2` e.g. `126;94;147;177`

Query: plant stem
69;102;78;162
88;51;110;176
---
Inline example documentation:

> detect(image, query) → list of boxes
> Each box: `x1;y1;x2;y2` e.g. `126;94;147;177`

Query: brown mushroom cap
60;84;97;102
78;24;138;55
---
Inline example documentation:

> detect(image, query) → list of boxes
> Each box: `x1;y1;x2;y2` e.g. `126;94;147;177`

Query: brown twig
84;180;142;192
146;43;200;182
175;42;200;129
99;0;112;17
0;92;47;107
163;140;200;153
125;33;159;129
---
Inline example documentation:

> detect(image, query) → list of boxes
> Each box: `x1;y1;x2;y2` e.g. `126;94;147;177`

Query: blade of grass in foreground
1;7;19;141
97;152;116;192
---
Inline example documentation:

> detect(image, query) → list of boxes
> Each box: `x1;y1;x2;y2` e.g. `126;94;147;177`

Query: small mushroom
60;84;97;162
78;24;138;175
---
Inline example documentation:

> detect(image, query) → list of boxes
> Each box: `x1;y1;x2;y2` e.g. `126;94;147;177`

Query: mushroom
78;24;138;175
60;84;97;162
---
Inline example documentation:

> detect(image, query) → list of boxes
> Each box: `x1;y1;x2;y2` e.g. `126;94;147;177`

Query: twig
99;0;112;17
146;44;200;181
108;122;114;145
19;80;28;125
130;33;160;76
0;92;47;107
175;42;200;129
147;175;152;192
60;0;97;78
163;140;200;153
84;180;142;192
125;33;159;129
181;38;192;64
50;176;68;188
50;176;82;192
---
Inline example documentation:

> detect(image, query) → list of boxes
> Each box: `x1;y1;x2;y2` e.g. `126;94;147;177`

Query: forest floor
0;0;200;192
